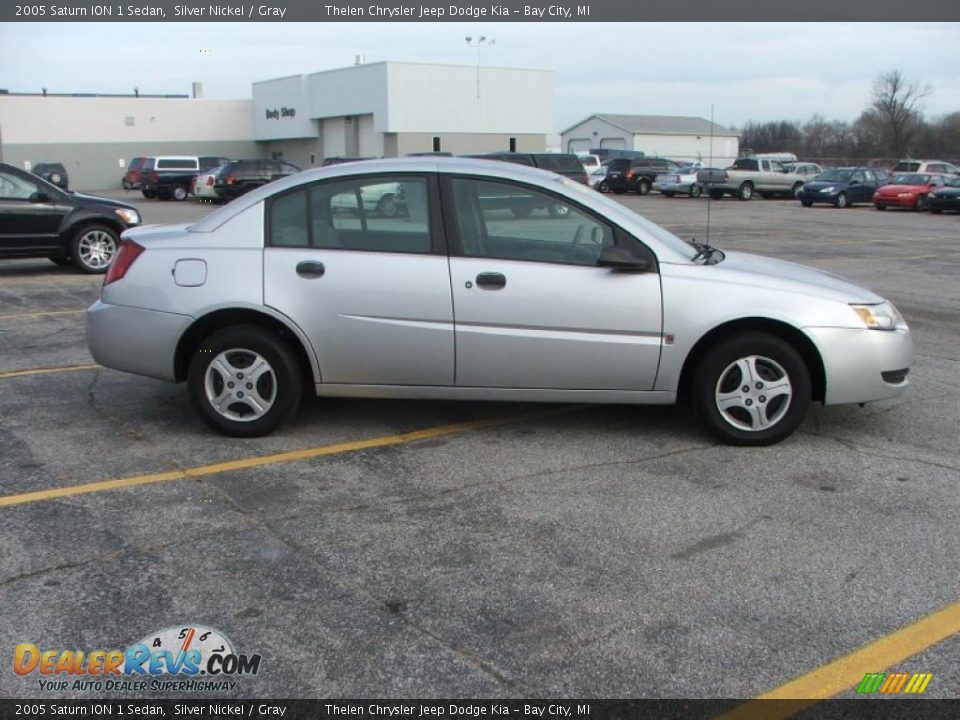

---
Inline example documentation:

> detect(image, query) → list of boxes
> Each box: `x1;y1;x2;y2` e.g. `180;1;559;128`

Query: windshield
892;174;929;185
817;170;854;182
944;176;960;188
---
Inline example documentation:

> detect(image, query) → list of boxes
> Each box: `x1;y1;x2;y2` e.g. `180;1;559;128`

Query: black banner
2;0;960;22
2;700;960;720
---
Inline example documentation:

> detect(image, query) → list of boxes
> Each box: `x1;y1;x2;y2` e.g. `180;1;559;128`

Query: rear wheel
171;184;188;201
548;202;571;218
598;180;611;193
737;182;754;201
187;325;303;438
834;192;849;209
791;182;804;198
636;179;651;195
376;193;399;217
691;332;811;446
914;195;927;212
71;224;118;274
690;184;702;198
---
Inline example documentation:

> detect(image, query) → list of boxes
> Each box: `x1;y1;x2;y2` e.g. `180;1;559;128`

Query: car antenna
706;103;714;246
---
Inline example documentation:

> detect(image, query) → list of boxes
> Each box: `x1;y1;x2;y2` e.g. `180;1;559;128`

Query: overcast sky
1;22;958;130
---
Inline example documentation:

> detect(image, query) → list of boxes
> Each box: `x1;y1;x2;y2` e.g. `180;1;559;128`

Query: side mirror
29;191;51;203
849;180;861;186
597;246;650;272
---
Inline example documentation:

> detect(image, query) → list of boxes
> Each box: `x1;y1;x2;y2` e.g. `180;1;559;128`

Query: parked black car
797;167;890;208
0;162;140;273
464;152;589;184
604;157;682;194
32;162;69;190
928;176;960;214
212;159;301;202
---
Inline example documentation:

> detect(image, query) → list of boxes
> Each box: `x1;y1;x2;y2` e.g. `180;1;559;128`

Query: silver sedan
86;158;912;445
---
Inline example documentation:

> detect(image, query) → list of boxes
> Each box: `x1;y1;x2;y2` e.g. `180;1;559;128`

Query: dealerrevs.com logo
14;625;262;692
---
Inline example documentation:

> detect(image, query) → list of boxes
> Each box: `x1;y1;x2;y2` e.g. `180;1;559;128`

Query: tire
376;193;399;218
690;184;702;199
510;203;534;218
598;180;611;193
636;179;651;195
663;191;675;198
548;202;571;219
70;224;119;274
737;182;754;201
142;189;156;199
914;195;927;212
187;325;303;438
834;192;849;209
171;184;188;201
709;189;724;201
801;201;814;207
691;332;811;446
791;182;803;198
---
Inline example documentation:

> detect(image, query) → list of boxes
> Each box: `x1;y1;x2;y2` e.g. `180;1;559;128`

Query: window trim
264;172;447;256
438;173;658;272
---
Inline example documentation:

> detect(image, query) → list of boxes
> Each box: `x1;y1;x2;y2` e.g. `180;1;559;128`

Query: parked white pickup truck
710;157;807;201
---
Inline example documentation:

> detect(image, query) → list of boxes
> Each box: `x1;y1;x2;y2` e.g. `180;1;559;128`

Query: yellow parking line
0;363;100;379
716;599;960;720
0;309;85;321
0;407;574;508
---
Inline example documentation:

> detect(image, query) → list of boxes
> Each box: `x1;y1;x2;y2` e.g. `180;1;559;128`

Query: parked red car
121;157;148;190
873;173;947;211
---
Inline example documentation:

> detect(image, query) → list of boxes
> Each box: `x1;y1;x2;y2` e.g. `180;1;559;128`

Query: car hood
69;191;138;211
875;184;925;195
712;250;883;304
802;180;847;191
931;187;960;196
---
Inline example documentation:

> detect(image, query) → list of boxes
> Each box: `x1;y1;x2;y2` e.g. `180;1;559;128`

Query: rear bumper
86;300;192;382
653;181;694;193
805;326;912;405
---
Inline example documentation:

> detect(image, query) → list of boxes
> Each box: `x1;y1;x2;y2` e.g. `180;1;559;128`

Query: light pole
465;36;495;99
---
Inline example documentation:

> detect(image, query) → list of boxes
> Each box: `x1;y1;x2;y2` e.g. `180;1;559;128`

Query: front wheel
801;200;814;207
691;332;811;446
376;193;399;218
187;325;303;437
834;192;849;209
598;180;611;193
71;224;119;273
792;182;803;198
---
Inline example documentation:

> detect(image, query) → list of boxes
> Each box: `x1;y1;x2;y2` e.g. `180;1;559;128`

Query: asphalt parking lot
1;189;958;706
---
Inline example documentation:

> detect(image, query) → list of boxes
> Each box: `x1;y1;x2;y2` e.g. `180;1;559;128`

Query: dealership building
0;62;554;189
561;114;740;167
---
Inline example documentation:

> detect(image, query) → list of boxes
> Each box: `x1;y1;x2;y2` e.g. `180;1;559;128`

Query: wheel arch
173;307;318;386
677;317;826;403
62;213;126;245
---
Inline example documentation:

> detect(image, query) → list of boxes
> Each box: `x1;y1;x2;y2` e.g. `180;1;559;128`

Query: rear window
536;154;585;174
128;158;145;170
892;162;921;172
732;159;760;171
892;173;929;185
157;158;198;170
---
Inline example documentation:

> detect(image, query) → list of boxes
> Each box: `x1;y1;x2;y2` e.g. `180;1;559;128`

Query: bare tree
871;70;930;157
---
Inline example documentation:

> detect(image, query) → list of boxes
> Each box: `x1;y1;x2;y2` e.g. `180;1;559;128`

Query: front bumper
929;197;960;211
86;301;193;382
805;326;912;405
873;195;917;208
797;191;837;204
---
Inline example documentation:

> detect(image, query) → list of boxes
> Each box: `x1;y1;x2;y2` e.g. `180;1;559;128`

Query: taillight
626;169;635;180
149;172;159;182
104;239;145;286
207;175;215;186
226;174;235;185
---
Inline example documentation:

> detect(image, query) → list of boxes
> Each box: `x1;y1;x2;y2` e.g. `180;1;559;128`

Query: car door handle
475;272;506;289
296;261;325;279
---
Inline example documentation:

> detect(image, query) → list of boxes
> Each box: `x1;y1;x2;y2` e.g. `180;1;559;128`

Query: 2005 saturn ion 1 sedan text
86;158;912;446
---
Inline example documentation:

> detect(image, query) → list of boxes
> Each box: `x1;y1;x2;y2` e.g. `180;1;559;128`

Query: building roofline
560;113;738;137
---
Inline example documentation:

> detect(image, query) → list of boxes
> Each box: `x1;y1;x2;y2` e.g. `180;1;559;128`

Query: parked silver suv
86;158;911;445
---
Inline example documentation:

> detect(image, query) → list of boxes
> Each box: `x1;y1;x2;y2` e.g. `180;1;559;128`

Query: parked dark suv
604;157;682;194
465;153;589;184
0;161;140;273
31;162;69;191
212;159;301;201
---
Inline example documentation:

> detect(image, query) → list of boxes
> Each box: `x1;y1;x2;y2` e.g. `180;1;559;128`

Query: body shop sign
265;107;296;120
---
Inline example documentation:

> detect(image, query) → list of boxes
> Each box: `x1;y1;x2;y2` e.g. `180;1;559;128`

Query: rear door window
157;158;198;170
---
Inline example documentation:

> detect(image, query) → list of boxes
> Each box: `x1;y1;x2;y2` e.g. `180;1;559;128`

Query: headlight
897;192;912;198
819;186;836;193
114;208;140;225
851;301;908;331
